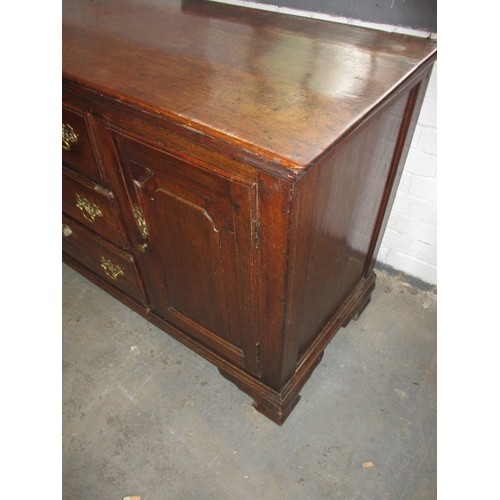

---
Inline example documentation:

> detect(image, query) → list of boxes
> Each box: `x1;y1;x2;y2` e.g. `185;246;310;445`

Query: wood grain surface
63;0;436;168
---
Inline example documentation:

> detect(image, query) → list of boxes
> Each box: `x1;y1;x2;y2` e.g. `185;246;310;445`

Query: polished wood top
63;0;436;168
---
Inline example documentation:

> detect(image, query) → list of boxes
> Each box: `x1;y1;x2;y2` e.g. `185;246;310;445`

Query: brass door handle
133;206;149;239
62;123;78;151
100;256;124;280
75;194;103;223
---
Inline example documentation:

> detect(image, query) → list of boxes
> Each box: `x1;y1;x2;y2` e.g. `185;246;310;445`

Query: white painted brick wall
377;65;437;285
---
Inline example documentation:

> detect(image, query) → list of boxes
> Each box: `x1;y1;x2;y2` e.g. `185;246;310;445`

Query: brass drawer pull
62;224;73;237
62;123;78;151
100;256;124;280
75;193;103;223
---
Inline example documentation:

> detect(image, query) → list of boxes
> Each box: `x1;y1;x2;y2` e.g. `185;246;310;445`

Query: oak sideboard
62;0;437;424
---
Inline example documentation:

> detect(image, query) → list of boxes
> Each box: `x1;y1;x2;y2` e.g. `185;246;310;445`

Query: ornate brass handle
62;123;78;151
100;256;124;280
75;193;103;223
133;206;149;239
62;224;73;237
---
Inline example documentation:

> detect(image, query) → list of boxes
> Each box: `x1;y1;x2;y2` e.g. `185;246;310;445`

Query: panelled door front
114;133;260;377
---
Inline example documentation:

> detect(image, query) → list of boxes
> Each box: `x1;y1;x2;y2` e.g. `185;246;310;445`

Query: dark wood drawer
62;105;106;185
62;167;129;248
62;214;147;305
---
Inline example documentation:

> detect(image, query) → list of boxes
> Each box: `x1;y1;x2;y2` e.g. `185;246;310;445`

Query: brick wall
377;65;437;285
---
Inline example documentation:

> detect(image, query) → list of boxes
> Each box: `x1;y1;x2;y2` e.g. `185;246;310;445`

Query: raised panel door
114;134;261;376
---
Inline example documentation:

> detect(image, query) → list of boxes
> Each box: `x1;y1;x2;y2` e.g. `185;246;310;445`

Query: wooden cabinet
63;0;437;424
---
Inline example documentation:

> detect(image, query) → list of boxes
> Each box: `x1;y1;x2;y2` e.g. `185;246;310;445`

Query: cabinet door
115;134;260;376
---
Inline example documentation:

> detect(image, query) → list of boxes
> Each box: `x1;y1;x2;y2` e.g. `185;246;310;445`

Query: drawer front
62;214;147;305
62;168;129;248
62;106;105;185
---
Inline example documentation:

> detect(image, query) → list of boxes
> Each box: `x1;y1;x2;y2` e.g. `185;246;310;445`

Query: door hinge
252;219;259;249
254;342;261;364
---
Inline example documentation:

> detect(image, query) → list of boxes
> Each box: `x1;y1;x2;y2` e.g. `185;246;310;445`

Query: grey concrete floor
62;263;436;500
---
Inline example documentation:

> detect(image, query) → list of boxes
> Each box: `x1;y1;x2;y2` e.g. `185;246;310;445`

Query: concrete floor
62;263;436;500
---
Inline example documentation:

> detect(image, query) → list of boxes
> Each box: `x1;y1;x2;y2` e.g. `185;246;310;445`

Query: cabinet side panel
363;68;433;275
289;87;412;360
